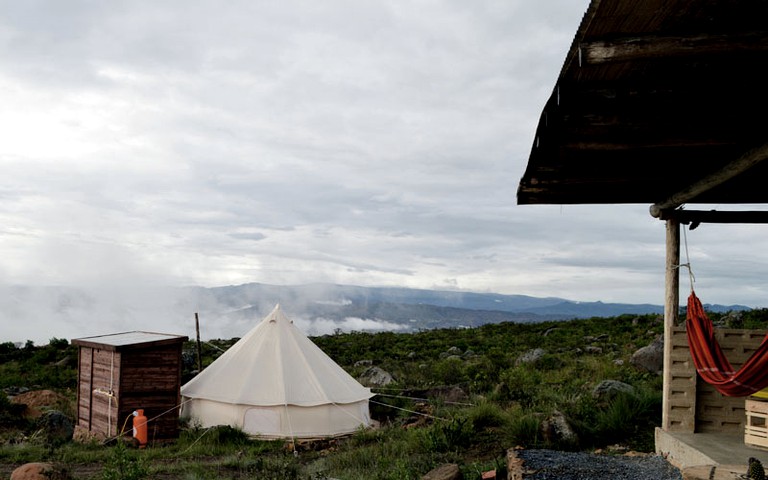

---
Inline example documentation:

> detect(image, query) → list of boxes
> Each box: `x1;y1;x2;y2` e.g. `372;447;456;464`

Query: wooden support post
662;218;680;431
195;312;202;372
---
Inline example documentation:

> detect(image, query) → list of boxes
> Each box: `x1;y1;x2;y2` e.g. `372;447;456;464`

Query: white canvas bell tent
180;304;374;439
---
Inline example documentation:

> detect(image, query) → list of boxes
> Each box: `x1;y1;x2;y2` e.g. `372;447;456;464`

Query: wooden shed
72;331;188;441
517;0;768;473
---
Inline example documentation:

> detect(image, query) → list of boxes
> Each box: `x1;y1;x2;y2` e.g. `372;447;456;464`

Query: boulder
358;366;394;387
35;410;74;445
630;335;664;375
10;462;67;480
592;380;635;403
422;463;462;480
541;410;578;446
515;348;545;366
424;385;468;404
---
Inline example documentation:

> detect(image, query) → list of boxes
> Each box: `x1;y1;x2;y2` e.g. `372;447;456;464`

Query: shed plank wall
90;349;121;437
77;347;93;428
118;345;184;439
76;342;184;440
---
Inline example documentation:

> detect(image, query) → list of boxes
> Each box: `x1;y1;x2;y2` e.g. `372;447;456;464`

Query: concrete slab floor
670;432;768;465
657;429;768;479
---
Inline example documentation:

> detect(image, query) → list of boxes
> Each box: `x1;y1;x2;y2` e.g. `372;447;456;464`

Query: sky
3;1;768;343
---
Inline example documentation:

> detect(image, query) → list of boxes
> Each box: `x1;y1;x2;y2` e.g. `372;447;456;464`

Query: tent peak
265;303;292;324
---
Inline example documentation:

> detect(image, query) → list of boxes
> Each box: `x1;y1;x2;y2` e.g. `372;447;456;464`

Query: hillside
1;312;670;479
6;301;768;479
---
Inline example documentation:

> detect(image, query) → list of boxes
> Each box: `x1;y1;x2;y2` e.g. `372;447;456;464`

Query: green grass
0;313;678;478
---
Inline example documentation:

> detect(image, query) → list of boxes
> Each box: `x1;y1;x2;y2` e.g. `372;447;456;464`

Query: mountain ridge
1;282;751;343
196;282;750;333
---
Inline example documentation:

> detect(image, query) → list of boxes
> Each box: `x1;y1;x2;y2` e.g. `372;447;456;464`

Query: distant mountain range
189;283;750;333
1;282;753;343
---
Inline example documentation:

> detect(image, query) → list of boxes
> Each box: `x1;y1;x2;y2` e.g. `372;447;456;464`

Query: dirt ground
9;389;72;419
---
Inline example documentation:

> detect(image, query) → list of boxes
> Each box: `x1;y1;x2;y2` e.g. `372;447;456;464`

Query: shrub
570;388;662;450
421;417;470;453
501;366;544;409
508;413;542;448
467;401;508;432
431;357;469;385
101;441;148;480
0;393;28;428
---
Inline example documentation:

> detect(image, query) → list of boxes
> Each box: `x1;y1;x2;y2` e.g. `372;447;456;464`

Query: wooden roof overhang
517;0;768;223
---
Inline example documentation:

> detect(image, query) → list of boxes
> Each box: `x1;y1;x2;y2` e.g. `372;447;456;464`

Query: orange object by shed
133;409;148;448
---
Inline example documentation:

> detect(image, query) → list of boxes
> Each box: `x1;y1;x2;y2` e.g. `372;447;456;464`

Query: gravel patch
516;449;683;480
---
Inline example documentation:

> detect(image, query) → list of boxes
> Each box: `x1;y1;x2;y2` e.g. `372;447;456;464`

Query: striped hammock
686;291;768;397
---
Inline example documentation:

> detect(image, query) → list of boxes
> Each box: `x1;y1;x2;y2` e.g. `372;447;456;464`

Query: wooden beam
650;142;768;217
656;209;768;226
580;32;768;65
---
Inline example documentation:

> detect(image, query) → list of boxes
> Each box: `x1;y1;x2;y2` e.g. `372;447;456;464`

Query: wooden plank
581;32;768;65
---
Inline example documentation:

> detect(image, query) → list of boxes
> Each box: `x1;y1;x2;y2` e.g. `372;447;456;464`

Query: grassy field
0;309;721;479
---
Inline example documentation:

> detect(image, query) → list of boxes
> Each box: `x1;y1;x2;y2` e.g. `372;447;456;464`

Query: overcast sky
3;0;768;342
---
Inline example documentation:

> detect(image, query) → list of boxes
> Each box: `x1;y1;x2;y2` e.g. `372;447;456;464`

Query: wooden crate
745;398;768;449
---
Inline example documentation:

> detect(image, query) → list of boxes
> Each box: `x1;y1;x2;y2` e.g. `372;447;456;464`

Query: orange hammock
686;291;768;397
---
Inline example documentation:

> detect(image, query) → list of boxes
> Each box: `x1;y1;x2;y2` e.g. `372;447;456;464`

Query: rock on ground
630;335;664;375
516;348;546;366
10;462;68;480
358;366;395;387
422;463;462;480
541;411;578;446
591;380;635;403
35;410;74;444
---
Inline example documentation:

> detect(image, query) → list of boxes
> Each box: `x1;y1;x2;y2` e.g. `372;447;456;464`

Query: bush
501;366;544;409
101;441;148;480
570;388;661;450
421;417;470;453
0;393;28;428
508;413;542;448
467;401;508;432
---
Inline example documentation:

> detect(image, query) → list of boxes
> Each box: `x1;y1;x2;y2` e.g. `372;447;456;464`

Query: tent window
243;408;280;435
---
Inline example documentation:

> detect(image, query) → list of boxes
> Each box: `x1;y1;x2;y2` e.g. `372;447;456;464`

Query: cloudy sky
3;1;768;342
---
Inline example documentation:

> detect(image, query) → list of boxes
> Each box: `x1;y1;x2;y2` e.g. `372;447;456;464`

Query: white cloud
2;0;766;343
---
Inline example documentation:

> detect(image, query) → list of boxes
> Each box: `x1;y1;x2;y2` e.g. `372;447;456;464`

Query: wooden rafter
579;32;768;65
650;142;768;217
